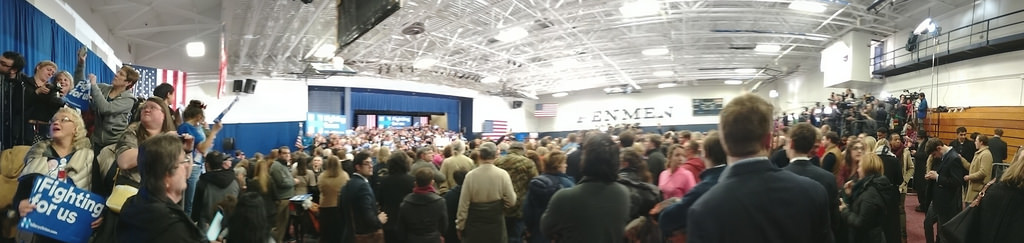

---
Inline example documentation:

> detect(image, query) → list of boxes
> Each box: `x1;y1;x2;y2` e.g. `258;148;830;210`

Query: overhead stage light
653;70;674;77
552;92;569;97
913;18;937;35
789;1;827;13
754;44;782;52
186;41;205;57
724;80;743;85
657;82;677;88
620;0;661;18
495;27;529;42
642;48;669;56
314;44;337;58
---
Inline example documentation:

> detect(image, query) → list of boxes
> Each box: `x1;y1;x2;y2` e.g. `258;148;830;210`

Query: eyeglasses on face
51;117;73;124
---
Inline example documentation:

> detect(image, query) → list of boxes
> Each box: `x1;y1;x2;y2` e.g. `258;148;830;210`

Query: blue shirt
177;122;206;164
917;98;928;119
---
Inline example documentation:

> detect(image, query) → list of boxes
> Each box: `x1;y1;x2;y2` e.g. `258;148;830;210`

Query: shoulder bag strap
969;179;997;207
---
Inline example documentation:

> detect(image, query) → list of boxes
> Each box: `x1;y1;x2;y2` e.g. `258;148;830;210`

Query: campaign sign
306;113;348;135
64;80;92;113
18;176;106;243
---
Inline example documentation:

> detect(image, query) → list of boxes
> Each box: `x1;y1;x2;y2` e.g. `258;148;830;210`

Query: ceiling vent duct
402;22;425;35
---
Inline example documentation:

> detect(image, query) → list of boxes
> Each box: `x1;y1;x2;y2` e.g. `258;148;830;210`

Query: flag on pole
218;25;228;99
481;120;508;140
130;64;187;110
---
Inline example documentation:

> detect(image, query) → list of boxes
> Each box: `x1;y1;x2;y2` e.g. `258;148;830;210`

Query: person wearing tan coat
964;135;994;203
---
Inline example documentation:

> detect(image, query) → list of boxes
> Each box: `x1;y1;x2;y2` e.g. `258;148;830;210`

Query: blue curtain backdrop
211;121;302;155
350;88;465;131
0;0;115;82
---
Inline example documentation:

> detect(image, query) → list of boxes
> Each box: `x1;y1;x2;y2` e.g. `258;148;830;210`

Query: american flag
130;64;188;110
535;103;558;117
481;120;508;140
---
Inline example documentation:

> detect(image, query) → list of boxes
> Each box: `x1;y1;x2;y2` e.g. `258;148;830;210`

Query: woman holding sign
14;107;101;242
119;134;218;243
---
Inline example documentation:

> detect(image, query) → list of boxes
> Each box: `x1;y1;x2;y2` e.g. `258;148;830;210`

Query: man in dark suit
340;151;388;242
687;94;833;243
922;138;968;243
948;127;976;162
783;123;841;243
988;128;1008;163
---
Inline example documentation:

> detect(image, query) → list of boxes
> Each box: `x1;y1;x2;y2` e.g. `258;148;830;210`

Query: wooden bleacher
924;106;1023;162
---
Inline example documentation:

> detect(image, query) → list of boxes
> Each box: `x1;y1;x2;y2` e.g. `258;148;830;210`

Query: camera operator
1;51;30;149
24;61;65;143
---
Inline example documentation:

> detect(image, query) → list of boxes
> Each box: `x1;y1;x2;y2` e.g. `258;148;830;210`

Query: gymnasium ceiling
79;0;976;97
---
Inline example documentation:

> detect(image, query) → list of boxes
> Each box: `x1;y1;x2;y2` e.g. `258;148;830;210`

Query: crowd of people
2;46;1024;243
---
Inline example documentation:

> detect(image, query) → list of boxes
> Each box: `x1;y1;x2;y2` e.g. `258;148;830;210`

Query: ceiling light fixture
552;92;569;98
734;68;758;74
769;89;779;98
481;76;500;83
413;57;439;69
620;0;661;18
314;44;337;58
641;48;669;56
724;80;743;85
788;1;827;13
653;70;675;77
186;41;205;57
657;82;677;88
494;26;529;42
754;44;782;52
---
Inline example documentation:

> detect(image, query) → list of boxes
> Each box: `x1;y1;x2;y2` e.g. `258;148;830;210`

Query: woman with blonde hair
840;152;897;243
15;107;104;241
659;144;697;199
318;155;350;243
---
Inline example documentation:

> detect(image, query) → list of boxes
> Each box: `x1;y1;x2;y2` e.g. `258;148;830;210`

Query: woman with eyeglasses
23;61;64;143
838;140;866;187
118;134;220;243
14;107;101;242
839;145;897;243
115;97;181;187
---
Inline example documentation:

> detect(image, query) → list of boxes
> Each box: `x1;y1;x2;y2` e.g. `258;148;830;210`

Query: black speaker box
512;100;523;109
232;80;243;92
244;79;257;94
222;137;236;151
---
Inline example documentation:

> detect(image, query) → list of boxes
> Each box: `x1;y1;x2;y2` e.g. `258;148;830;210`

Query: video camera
902;90;923;101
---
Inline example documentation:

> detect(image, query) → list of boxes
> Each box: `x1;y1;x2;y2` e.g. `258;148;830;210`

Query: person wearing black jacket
341;151;388;242
922;139;968;243
192;151;240;231
376;152;415;243
912;132;931;212
783;124;842;243
949;127;977;162
988;129;1008;163
443;170;468;243
23;61;64;143
645;134;667;186
840;155;897;243
1;51;29;149
399;168;448;243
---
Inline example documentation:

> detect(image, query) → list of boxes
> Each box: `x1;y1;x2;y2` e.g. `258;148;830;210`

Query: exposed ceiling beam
116;24;220;36
271;0;333;73
114;4;154;31
120;0;220;24
122;36;168;48
138;28;220;62
235;0;267;75
92;3;137;13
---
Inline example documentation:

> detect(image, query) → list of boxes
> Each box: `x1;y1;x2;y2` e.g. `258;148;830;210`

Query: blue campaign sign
19;176;106;243
305;113;348;135
64;80;92;113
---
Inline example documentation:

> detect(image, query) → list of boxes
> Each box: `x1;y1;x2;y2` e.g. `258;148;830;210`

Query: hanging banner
305;113;348;135
18;176;106;243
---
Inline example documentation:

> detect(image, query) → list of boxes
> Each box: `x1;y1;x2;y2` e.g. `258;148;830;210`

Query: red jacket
681;157;707;183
